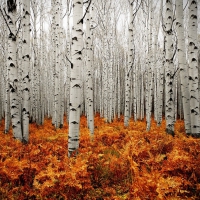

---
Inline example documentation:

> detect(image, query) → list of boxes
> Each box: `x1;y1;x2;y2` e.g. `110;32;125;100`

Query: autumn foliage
0;115;200;199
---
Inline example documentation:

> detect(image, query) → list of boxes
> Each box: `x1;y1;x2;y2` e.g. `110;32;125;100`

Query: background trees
0;0;200;147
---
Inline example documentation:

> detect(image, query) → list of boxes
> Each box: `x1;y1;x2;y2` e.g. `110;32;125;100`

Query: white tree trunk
156;52;164;126
21;0;30;142
108;28;114;123
188;0;200;136
133;59;137;121
153;0;163;123
68;0;83;157
31;0;39;124
66;2;71;122
136;63;141;120
103;30;108;121
140;70;144;120
124;1;133;127
3;26;11;133
7;1;22;140
85;1;94;135
51;0;56;125
38;1;46;126
54;0;61;128
175;0;191;134
117;53;121;119
146;0;153;131
165;0;175;135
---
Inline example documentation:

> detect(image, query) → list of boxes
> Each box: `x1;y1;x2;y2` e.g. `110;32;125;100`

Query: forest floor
0;114;200;200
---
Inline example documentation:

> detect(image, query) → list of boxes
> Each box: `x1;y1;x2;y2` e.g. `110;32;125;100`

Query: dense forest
0;0;200;199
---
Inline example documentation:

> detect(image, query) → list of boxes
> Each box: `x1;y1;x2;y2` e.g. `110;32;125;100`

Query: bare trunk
68;0;83;157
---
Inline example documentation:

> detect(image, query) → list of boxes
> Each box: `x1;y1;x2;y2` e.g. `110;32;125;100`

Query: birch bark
146;0;154;131
66;1;71;122
68;0;83;156
86;1;94;135
7;0;22;140
124;0;133;126
21;0;31;142
3;25;11;133
54;0;61;128
165;0;175;135
188;0;200;136
175;0;191;134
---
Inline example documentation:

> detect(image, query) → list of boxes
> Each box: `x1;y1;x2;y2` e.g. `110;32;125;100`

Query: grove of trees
0;0;200;157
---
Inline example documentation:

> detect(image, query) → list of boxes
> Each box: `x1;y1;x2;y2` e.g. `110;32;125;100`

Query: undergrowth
0;114;200;199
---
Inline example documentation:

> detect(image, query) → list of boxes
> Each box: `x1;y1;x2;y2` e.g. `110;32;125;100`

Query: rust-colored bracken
0;115;200;199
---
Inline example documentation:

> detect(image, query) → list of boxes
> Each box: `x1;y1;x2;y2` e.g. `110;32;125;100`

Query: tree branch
171;67;179;79
83;0;90;4
0;8;12;34
65;55;73;69
183;0;189;11
15;17;21;38
133;0;142;22
62;0;72;19
78;0;92;24
73;47;84;56
171;32;177;61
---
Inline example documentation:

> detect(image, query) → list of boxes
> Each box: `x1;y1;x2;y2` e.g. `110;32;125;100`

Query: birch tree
30;0;39;124
85;0;94;136
0;14;11;133
0;18;4;123
124;0;133;127
146;0;153;131
156;51;165;126
164;0;175;135
54;0;61;128
155;0;164;126
188;0;200;136
21;0;31;142
153;0;163;123
175;0;191;134
65;0;72;121
5;0;22;140
68;0;83;157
